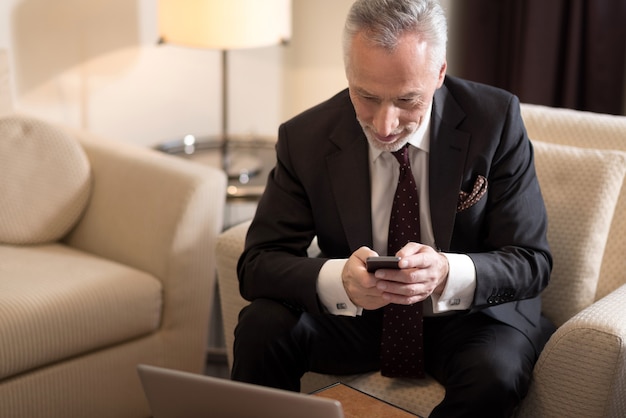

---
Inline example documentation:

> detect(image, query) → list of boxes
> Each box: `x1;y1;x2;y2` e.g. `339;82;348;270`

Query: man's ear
436;61;447;88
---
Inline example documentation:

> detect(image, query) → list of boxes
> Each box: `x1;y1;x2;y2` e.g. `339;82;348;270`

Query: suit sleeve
462;95;552;308
237;122;328;314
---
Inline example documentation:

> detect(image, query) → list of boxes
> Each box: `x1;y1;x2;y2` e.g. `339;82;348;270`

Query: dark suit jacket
238;76;553;352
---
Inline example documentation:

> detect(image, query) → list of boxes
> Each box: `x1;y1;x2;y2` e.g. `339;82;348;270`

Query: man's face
347;32;446;152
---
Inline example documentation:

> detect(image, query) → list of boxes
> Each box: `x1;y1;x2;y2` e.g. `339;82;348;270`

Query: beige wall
0;0;460;147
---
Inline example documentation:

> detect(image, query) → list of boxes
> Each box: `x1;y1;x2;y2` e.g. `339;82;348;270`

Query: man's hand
375;243;449;305
341;243;449;309
341;247;388;310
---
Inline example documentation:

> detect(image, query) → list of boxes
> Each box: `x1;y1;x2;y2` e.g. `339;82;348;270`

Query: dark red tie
380;144;425;378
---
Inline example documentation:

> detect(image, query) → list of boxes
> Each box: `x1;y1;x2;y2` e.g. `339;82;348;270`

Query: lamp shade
158;0;291;50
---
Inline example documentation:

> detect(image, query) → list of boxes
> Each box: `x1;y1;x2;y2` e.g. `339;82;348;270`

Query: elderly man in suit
231;0;555;416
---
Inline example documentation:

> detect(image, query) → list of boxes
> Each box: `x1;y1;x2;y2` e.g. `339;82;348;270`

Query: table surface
313;383;421;418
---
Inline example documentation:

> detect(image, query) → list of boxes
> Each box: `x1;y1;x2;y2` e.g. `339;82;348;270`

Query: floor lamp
158;0;291;180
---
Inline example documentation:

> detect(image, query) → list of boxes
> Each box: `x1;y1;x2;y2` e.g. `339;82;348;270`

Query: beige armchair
0;110;227;416
215;104;626;417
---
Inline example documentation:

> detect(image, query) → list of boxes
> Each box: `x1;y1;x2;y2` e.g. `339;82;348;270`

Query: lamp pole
221;49;229;174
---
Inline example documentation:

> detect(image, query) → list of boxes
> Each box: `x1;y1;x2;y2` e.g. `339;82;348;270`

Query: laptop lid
137;364;344;418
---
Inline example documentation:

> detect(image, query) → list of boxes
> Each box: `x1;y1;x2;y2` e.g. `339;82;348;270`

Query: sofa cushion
0;116;92;244
0;244;163;380
532;140;626;326
522;104;626;302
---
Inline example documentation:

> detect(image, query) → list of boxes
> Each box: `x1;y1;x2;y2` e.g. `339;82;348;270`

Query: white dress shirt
317;104;477;316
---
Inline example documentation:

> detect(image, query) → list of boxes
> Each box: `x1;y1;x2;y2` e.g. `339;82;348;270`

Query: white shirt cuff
317;259;363;316
431;253;476;313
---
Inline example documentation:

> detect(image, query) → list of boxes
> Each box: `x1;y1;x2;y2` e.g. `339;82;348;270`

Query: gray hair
343;0;448;74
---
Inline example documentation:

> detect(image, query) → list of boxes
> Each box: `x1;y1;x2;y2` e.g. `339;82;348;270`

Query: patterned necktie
380;144;425;378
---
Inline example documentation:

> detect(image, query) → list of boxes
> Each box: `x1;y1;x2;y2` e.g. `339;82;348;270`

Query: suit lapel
322;84;471;253
429;84;471;251
326;113;374;251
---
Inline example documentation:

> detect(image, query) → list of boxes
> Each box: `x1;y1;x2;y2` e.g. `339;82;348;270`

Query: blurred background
0;0;624;150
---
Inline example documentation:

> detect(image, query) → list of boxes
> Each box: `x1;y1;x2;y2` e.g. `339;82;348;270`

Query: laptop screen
137;364;344;418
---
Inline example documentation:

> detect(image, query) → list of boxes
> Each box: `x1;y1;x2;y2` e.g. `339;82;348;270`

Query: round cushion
0;116;92;244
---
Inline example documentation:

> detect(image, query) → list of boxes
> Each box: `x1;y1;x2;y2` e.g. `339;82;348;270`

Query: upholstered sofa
0;52;227;417
215;104;626;417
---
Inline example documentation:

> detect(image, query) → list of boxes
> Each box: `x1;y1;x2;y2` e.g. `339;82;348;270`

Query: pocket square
457;175;488;212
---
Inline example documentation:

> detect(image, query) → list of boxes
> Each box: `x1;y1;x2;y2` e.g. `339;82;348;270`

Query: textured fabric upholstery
216;220;251;371
531;140;626;326
0;49;11;117
521;104;626;301
216;106;626;418
0;116;92;244
0;125;227;417
517;284;626;418
0;244;161;381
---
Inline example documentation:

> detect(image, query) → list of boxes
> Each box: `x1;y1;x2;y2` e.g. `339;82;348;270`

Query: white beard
357;119;416;152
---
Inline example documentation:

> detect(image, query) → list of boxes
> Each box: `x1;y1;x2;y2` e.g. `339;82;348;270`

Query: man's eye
396;99;416;107
398;98;425;109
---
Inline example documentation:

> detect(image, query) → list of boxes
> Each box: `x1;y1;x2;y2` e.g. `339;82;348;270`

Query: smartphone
366;256;401;272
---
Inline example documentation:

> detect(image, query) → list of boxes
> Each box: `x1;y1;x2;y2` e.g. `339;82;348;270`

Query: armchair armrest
65;131;225;278
517;284;626;418
64;129;227;371
215;220;321;369
216;220;253;368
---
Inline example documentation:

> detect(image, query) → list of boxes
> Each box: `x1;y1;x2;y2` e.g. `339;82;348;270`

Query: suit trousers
231;298;554;418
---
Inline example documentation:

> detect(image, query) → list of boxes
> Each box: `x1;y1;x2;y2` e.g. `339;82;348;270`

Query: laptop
137;364;344;418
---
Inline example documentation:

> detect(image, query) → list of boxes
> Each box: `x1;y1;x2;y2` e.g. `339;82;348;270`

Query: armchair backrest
0;49;14;117
531;140;626;326
521;104;626;301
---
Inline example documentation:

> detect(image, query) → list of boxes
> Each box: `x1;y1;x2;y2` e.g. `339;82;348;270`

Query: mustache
356;118;416;137
360;124;406;137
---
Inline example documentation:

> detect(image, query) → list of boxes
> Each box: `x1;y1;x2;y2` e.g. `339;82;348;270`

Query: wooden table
313;383;421;418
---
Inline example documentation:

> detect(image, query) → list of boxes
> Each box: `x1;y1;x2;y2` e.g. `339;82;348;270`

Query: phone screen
366;256;401;272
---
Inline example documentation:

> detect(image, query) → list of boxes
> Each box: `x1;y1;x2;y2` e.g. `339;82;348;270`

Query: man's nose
372;103;400;137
